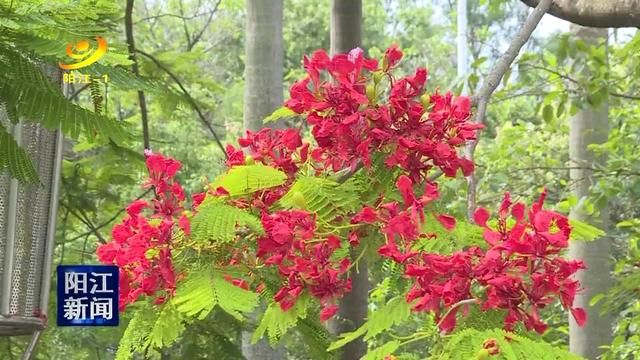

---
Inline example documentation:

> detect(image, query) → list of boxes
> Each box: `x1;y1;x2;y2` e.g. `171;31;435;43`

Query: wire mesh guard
0;118;62;336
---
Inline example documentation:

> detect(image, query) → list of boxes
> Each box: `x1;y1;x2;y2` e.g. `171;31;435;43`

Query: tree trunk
328;2;368;359
568;25;613;360
521;0;640;28
241;1;285;359
243;0;284;132
330;0;362;57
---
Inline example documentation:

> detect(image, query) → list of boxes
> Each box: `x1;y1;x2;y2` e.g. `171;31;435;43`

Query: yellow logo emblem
59;36;108;70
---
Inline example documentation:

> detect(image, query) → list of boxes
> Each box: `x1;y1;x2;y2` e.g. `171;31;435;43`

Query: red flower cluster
224;128;311;210
286;45;482;182
352;174;586;334
403;191;586;334
98;45;588;340
225;128;309;178
257;210;351;320
351;175;443;263
97;152;188;310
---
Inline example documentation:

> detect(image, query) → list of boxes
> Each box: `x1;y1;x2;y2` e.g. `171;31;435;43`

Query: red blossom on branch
403;191;586;334
98;46;587;334
257;210;351;318
286;47;482;182
97;152;186;310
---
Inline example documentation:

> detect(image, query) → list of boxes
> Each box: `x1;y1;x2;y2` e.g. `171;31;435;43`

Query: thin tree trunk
328;2;368;359
124;0;151;150
243;0;284;131
568;25;613;360
330;0;362;57
241;1;285;359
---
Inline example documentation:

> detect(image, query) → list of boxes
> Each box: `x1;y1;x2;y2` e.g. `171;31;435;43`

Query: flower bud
420;93;430;107
291;191;306;209
373;71;384;84
366;84;376;103
475;349;490;360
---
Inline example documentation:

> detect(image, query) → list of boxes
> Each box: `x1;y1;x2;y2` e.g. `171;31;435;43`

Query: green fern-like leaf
211;164;287;196
190;198;263;244
278;176;360;224
0;124;38;183
174;266;259;321
115;301;188;360
328;296;411;351
362;340;400;360
253;295;310;345
263;106;296;124
296;316;337;360
0;46;127;141
115;304;157;360
88;77;103;114
435;328;583;360
147;302;186;350
415;214;486;254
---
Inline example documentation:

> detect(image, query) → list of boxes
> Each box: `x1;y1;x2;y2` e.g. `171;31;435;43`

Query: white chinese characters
61;271;115;321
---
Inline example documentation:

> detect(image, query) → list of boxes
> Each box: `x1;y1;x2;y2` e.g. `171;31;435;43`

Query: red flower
400;191;586;334
383;44;403;71
256;210;352;319
436;214;456;231
286;46;482;179
320;304;340;322
351;206;378;224
97;153;186;310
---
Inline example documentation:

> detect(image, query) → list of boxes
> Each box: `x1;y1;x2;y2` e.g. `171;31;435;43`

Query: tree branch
135;49;228;158
521;0;640;28
135;11;215;24
521;63;640;100
125;0;151;150
65;188;153;243
177;0;192;46
61;203;107;244
188;0;222;51
69;83;90;101
436;299;478;331
465;0;552;220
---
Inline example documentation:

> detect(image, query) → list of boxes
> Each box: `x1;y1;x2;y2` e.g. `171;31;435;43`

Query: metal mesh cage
0;116;62;336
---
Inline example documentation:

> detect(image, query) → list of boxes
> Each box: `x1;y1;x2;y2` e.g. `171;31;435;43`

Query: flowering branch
465;0;553;220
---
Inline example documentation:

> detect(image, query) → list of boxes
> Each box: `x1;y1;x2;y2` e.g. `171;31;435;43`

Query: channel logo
59;36;108;70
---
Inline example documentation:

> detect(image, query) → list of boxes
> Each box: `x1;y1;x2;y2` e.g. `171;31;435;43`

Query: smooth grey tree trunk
328;2;368;360
330;0;362;57
243;0;284;131
568;25;613;360
241;1;285;359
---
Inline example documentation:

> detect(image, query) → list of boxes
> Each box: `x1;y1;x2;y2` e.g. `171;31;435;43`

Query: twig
61;203;107;244
69;83;90;101
188;0;222;51
136;49;228;158
610;91;640;101
177;0;192;46
465;0;552;221
125;0;151;150
521;63;640;100
65;188;152;243
337;161;364;184
436;298;478;330
134;10;215;24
